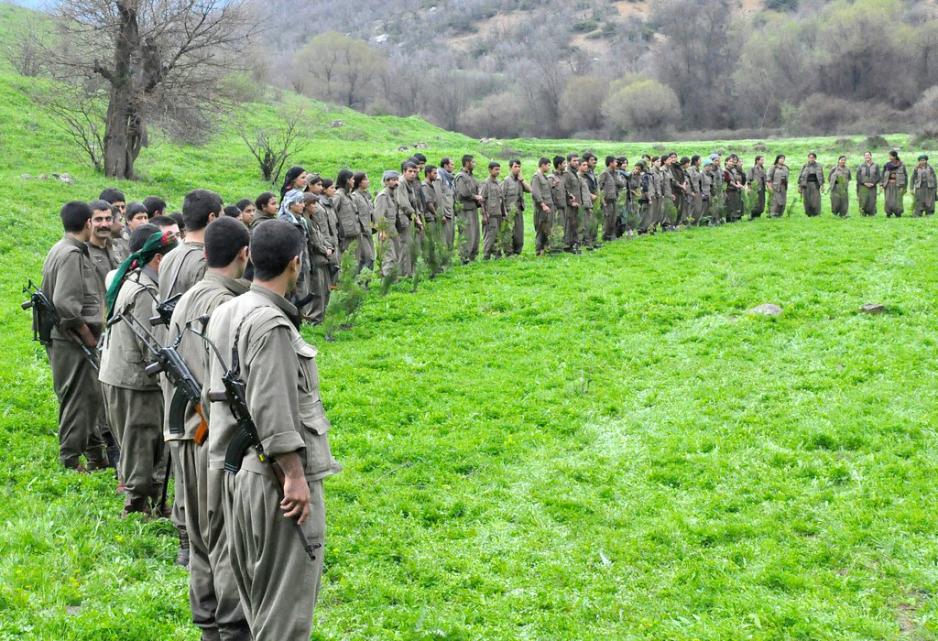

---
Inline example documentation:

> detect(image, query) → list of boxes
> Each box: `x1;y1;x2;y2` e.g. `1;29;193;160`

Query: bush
863;135;890;149
601;78;680;137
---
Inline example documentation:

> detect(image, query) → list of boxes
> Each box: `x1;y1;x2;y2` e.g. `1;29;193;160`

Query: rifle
191;316;320;563
150;292;182;327
106;307;206;443
22;279;99;371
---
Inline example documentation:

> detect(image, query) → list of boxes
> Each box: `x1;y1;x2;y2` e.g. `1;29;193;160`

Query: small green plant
323;240;372;340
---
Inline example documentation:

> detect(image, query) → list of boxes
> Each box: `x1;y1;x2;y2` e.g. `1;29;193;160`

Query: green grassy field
3;5;938;639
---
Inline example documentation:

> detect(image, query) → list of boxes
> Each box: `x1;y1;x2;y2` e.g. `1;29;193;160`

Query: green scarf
105;230;178;319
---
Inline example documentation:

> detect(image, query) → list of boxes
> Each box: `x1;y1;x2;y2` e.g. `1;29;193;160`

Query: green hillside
3;4;938;640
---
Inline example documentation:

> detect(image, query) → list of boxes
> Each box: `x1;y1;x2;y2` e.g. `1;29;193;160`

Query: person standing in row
598;156;619;241
454;155;482;264
856;152;881;216
827;156;851;217
747;156;766;219
562;154;582;252
724;155;745;222
911;154;936;217
204;220;341;641
798;153;824;217
577;158;596;248
882;150;908;217
376;171;403;279
306;192;337;325
530;157;553;255
350;172;376;272
549;156;568;248
100;225;178;516
434;158;456;250
502;160;529;256
334;170;360;254
767;155;789;218
40;202;109;472
480;162;507;260
167;217;251;641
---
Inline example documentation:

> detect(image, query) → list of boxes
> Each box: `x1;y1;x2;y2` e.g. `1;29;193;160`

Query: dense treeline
251;0;938;140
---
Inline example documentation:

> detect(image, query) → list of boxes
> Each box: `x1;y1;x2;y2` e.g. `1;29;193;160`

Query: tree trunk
102;2;143;179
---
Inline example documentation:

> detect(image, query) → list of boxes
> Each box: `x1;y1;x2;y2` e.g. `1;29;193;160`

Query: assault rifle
21;279;99;371
106;309;206;442
191;316;320;562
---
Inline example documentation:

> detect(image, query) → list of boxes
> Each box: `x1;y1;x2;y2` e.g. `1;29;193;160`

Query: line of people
29;144;938;641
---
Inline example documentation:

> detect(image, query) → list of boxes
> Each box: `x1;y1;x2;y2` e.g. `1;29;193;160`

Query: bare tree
2;15;49;78
44;0;253;179
236;105;310;184
31;83;108;172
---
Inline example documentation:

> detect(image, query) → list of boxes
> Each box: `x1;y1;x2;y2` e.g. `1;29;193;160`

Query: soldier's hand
281;474;311;524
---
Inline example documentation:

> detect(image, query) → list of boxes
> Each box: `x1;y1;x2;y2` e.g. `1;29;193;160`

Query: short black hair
553;155;565;168
582;152;596;162
130;223;160;252
126;202;149;220
150;215;176;229
413;153;427;163
566;152;578;162
424;164;437;177
251;219;303;281
605;156;616;167
88;199;112;213
255;192;276;210
61;201;92;232
509;159;521;168
182;189;222;232
170;212;185;230
461;154;474;167
204;216;250;268
440;157;452;167
236;198;253;212
401;161;417;171
538;157;550;167
143;196;167;216
488;161;500;170
223;205;242;218
98;188;126;204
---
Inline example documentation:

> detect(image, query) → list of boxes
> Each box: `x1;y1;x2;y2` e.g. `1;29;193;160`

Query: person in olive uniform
746;156;767;219
168;217;251;641
798;153;824;217
502;160;530;255
454;155;483;263
766;155;789;218
375;171;404;279
911;154;937;217
856;152;881;216
827;156;852;217
41;201;110;472
530;157;553;255
350;173;377;271
99;225;178;516
204;220;341;641
598;156;620;241
882;150;908;217
480;162;508;260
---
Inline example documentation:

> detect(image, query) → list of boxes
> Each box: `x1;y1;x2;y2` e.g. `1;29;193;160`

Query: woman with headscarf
881;150;908;217
278;190;313;313
99;225;178;517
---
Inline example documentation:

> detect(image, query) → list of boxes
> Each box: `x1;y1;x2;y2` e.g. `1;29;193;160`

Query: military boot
121;496;150;519
85;447;110;472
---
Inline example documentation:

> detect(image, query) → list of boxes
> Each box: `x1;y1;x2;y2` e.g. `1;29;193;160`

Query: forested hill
251;0;938;141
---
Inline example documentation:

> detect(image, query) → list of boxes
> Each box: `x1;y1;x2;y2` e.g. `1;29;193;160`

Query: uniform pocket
294;338;338;478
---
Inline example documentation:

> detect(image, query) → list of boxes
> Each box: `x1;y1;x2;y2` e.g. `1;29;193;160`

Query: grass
2;4;938;639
